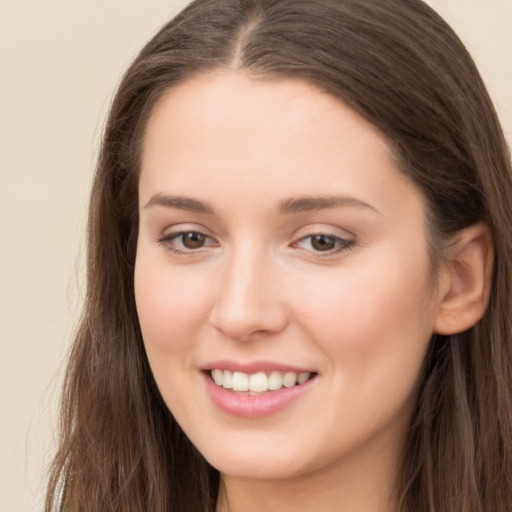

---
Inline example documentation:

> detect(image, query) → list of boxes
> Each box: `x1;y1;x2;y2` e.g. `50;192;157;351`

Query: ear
434;223;493;335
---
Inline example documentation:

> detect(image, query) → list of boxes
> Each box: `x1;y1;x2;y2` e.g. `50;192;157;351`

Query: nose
209;245;289;341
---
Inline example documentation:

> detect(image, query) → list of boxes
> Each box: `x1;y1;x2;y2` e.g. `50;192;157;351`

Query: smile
210;369;313;394
203;365;318;418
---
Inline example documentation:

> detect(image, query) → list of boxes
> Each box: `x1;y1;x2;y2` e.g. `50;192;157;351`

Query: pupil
311;235;335;251
183;232;205;249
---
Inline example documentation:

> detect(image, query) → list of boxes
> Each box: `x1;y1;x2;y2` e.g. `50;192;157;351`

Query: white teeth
212;369;223;386
249;372;268;392
232;371;249;392
222;370;233;389
283;372;298;388
268;371;283;390
210;369;312;392
298;372;310;384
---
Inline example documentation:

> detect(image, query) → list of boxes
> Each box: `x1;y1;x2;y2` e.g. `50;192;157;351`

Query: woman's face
135;71;444;482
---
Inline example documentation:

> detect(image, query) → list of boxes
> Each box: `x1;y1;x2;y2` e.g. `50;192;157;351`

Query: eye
157;230;217;254
178;231;208;249
294;233;354;255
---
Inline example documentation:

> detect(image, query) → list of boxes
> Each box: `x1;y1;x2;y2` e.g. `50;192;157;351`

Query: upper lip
201;360;315;374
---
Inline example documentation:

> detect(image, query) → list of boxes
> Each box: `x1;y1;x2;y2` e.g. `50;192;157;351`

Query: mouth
208;369;316;395
202;361;318;418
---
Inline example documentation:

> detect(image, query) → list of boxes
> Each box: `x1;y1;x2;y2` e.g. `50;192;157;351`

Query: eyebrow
143;193;215;214
278;195;378;214
143;193;378;215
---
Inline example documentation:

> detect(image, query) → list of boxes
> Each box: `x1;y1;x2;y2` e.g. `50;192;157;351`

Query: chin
188;429;308;480
207;453;308;481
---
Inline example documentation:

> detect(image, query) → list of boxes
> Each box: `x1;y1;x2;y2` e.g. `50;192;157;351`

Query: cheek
134;256;212;417
290;249;435;373
290;256;435;440
134;255;212;358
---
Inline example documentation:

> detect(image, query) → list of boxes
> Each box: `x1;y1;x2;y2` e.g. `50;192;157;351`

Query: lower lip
203;372;317;419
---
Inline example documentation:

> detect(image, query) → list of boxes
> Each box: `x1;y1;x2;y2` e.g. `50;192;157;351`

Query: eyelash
156;230;355;257
156;230;217;254
293;233;355;256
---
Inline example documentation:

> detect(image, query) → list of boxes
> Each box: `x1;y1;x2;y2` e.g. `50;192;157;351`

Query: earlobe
434;223;493;335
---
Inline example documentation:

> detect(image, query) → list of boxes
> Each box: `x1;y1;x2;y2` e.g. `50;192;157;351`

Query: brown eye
310;234;337;251
157;229;217;255
293;232;355;256
181;232;207;249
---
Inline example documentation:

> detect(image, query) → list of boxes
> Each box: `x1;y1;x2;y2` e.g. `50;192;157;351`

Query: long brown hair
45;1;512;510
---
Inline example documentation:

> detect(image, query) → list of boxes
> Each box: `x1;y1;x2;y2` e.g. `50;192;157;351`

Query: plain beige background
0;1;510;511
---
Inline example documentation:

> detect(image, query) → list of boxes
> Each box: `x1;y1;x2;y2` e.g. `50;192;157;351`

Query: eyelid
155;225;219;254
293;235;354;254
290;226;356;256
154;223;355;257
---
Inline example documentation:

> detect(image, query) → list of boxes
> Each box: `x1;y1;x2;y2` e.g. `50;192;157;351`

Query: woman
45;0;512;511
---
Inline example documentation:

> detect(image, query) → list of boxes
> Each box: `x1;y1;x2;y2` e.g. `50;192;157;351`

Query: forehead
142;70;388;160
139;70;423;218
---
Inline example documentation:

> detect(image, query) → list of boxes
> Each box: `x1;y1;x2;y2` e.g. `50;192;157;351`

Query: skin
135;71;450;512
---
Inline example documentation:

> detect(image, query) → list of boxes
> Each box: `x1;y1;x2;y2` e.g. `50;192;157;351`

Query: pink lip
201;360;314;374
202;368;317;419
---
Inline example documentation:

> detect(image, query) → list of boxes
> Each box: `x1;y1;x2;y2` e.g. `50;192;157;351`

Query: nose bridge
210;241;287;340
